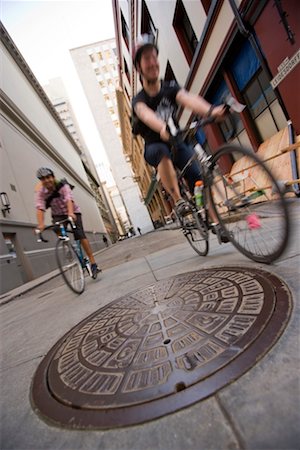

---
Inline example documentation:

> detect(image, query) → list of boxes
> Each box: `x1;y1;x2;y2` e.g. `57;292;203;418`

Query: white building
0;24;106;294
70;39;153;234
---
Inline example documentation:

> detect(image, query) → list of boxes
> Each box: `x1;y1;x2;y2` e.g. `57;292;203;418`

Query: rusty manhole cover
31;267;292;429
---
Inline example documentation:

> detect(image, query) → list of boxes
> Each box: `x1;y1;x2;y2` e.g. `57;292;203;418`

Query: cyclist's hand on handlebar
68;212;77;222
36;224;45;232
210;104;229;122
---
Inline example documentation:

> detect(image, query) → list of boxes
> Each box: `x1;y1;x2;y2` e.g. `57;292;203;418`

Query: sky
1;0;116;184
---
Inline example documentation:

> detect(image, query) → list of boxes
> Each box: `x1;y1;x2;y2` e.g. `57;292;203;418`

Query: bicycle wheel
209;145;290;263
182;210;209;256
55;239;85;294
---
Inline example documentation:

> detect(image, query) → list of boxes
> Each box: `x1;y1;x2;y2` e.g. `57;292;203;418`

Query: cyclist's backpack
45;178;75;209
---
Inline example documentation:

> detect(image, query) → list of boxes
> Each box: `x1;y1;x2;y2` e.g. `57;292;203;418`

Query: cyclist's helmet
133;34;158;69
36;167;54;179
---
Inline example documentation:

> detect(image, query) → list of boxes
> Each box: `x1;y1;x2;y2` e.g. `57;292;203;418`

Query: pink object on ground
246;213;261;229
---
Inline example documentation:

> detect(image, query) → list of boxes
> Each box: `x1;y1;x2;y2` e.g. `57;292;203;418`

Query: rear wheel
56;239;85;294
209;145;290;263
182;210;209;256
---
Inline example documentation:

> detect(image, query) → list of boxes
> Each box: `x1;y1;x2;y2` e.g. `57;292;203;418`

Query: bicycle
35;218;98;294
167;99;291;264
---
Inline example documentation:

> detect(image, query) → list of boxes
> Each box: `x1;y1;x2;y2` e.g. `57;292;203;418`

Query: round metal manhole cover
31;267;292;429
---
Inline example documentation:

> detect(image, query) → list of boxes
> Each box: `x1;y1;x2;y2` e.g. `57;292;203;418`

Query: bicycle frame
72;239;93;277
36;219;93;278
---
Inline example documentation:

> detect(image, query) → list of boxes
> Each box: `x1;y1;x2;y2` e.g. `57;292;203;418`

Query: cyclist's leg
145;143;180;200
145;142;191;216
173;142;201;193
74;214;101;274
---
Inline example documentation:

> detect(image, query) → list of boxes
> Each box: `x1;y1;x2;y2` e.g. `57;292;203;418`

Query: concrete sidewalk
0;226;299;450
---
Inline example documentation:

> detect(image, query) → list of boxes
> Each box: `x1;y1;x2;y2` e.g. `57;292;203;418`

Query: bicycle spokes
56;241;85;294
209;145;289;263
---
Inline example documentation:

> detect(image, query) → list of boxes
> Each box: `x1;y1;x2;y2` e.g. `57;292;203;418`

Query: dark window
201;0;212;15
123;58;130;83
207;78;244;146
228;39;284;138
243;70;276;120
164;61;178;83
141;0;157;38
124;85;130;101
121;11;130;49
173;0;198;65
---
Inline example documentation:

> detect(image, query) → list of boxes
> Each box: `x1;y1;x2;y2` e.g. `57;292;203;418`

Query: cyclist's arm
176;89;226;119
35;187;46;231
36;209;45;231
134;102;169;141
67;199;76;221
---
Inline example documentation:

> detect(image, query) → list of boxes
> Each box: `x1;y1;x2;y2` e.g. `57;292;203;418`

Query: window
201;0;212;15
121;11;130;49
141;0;157;38
173;0;198;65
206;78;244;149
230;40;286;140
123;57;130;83
164;61;178;83
243;70;276;119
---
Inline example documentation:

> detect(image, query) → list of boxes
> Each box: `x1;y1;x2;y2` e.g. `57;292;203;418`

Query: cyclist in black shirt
132;35;229;241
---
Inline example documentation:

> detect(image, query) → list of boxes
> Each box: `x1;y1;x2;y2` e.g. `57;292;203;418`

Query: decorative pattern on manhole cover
31;268;292;429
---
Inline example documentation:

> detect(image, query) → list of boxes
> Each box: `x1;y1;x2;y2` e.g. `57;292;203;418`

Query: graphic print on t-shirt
156;97;176;122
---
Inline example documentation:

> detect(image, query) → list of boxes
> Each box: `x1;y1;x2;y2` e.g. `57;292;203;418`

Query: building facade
0;24;107;294
112;0;300;219
70;38;154;234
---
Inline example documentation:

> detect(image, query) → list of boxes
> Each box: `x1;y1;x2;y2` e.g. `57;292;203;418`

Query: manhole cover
31;267;292;429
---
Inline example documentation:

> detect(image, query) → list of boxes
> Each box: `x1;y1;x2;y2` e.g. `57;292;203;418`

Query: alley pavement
1;208;299;450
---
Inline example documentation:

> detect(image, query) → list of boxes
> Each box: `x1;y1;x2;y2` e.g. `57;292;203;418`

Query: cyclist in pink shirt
35;167;101;277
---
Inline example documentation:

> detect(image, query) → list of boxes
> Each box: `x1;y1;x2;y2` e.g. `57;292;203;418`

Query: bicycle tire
55;239;85;294
209;144;290;263
182;210;209;256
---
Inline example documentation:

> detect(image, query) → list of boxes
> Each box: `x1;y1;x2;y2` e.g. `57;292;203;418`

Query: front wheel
56;239;85;294
182;210;209;256
209;145;290;263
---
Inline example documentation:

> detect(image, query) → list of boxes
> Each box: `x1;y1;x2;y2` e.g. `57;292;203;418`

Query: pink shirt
35;183;81;216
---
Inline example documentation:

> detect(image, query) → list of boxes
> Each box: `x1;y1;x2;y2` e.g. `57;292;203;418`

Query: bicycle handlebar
35;217;76;243
167;96;245;143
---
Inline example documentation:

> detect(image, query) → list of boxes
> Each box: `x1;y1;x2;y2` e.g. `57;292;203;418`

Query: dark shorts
52;213;86;240
144;141;202;193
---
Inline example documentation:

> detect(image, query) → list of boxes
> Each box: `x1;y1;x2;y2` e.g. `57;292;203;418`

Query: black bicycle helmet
133;34;158;69
36;167;54;179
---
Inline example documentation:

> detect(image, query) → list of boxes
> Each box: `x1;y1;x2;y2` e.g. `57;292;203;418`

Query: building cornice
0;22;82;156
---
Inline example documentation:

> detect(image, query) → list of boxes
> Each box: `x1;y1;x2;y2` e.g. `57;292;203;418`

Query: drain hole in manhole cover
175;382;186;392
31;267;292;429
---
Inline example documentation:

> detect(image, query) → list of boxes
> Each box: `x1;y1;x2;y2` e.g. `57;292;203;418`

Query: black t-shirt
132;80;181;144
